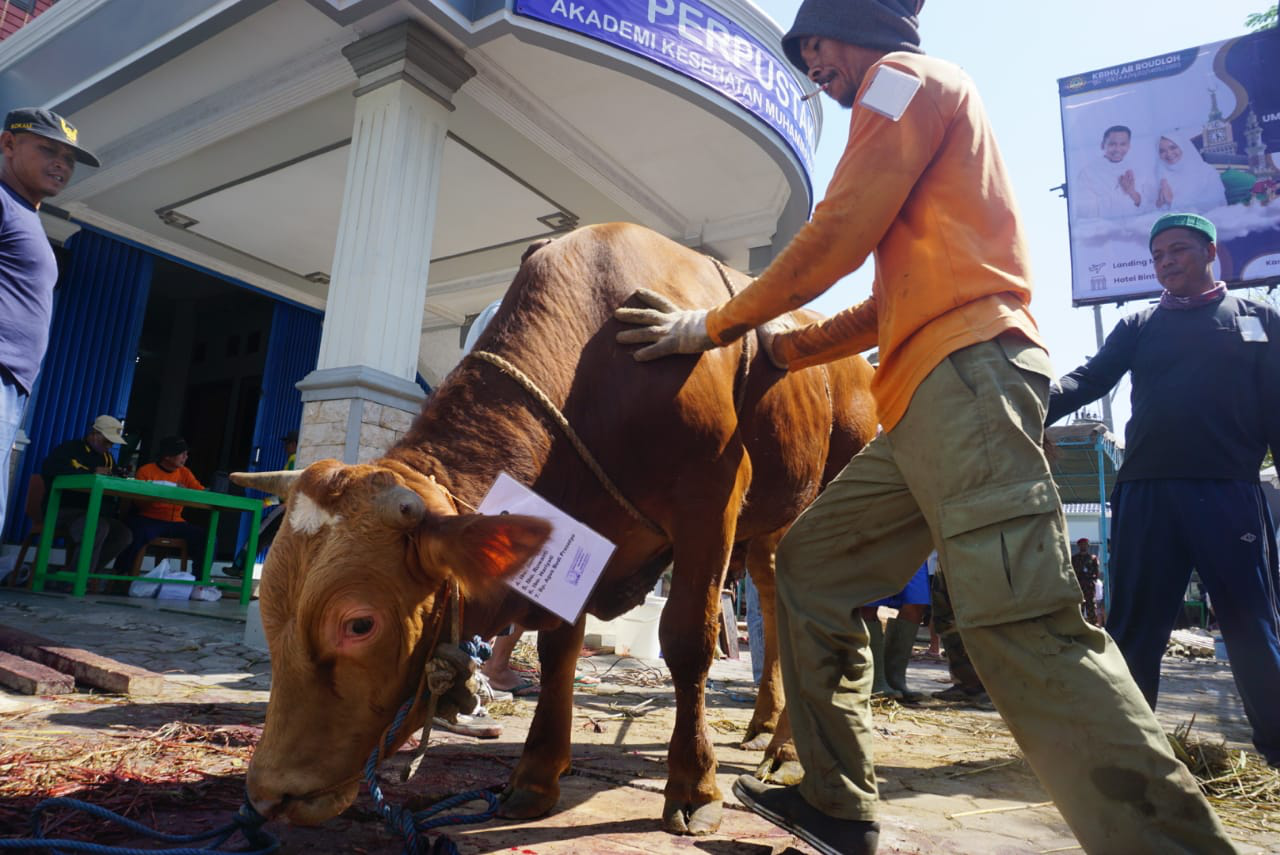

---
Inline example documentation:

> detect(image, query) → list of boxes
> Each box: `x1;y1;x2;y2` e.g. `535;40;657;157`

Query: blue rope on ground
0;796;279;854
364;695;500;855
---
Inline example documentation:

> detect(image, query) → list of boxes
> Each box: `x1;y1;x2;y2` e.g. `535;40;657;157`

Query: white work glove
757;316;797;371
614;289;715;362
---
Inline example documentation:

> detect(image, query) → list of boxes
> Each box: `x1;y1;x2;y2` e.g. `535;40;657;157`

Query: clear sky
749;0;1273;438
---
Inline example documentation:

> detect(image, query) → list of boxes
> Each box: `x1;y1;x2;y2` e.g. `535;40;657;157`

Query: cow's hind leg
659;464;749;836
499;618;584;819
741;530;783;750
740;530;805;785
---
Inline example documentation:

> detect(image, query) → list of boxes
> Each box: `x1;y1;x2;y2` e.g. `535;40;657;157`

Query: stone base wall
297;398;417;468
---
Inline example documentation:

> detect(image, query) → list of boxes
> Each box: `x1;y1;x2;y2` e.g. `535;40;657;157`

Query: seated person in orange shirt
116;435;205;573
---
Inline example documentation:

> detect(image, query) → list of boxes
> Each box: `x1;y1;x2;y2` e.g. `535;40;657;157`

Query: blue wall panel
5;230;153;541
234;302;321;556
250;302;322;474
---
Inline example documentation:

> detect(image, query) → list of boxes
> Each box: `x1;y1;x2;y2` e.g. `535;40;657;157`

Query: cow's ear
412;513;551;599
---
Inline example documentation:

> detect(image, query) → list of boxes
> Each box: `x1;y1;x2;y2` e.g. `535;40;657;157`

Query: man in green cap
1049;212;1280;773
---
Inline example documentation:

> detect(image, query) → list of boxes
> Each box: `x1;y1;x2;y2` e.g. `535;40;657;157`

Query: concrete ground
0;588;1275;854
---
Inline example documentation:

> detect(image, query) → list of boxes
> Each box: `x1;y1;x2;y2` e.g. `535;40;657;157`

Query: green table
32;473;261;605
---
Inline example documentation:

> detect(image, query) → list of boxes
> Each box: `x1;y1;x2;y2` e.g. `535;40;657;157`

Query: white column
296;23;475;466
317;82;448;377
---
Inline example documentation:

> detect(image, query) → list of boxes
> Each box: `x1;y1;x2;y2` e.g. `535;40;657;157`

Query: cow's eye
347;617;375;636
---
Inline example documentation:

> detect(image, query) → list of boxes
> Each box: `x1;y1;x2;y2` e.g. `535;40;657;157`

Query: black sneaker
732;774;878;855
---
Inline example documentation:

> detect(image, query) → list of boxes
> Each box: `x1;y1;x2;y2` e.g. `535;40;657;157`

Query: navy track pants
1109;478;1280;765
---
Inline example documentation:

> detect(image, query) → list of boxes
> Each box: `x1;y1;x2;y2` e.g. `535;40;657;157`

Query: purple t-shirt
0;180;57;393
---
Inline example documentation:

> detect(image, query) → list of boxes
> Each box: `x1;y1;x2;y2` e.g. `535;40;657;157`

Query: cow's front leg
659;463;749;836
499;618;584;819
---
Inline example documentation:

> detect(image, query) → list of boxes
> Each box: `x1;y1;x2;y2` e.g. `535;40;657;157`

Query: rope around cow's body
468;254;754;537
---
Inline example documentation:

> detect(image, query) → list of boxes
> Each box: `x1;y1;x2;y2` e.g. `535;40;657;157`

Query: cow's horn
378;485;426;529
230;469;303;497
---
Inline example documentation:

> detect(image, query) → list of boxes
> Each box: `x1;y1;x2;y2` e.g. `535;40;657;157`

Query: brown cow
233;222;876;835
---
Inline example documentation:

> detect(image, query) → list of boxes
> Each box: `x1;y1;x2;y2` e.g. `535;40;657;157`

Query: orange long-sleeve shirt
134;462;204;522
706;52;1044;430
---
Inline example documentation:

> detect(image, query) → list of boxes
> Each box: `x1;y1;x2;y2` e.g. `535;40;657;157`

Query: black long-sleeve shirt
41;438;114;511
1047;294;1280;483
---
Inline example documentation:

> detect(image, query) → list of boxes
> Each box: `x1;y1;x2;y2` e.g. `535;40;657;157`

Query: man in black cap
615;2;1234;853
40;415;133;576
0;108;99;533
1050;212;1280;772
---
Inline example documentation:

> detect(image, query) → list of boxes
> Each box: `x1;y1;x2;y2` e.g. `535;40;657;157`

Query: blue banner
514;0;816;178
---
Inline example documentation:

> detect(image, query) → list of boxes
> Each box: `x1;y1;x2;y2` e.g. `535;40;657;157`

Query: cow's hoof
755;757;805;786
497;787;556;820
740;731;773;751
662;798;723;835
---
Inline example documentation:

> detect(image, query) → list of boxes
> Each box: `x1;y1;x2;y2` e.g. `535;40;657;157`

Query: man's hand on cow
614;288;715;361
757;316;794;371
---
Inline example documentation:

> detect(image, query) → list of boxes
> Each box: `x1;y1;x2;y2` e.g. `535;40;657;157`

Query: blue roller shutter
6;230;152;541
249;302;321;473
233;302;321;558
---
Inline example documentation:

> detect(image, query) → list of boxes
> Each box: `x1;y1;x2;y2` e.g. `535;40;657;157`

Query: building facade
0;0;818;548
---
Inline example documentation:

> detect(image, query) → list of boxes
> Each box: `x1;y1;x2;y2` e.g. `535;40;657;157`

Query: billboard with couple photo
1059;29;1280;305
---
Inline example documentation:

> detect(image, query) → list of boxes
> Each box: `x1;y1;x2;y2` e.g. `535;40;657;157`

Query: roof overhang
0;0;817;332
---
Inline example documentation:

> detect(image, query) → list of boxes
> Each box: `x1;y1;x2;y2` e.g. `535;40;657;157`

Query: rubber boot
942;631;985;694
867;618;900;699
883;617;923;703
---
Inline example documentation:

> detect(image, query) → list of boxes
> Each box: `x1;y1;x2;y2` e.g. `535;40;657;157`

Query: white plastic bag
129;559;197;599
158;566;197;600
128;558;169;598
190;585;223;602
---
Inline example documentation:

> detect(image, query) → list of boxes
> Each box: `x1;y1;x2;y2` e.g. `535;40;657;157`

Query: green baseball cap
1149;212;1216;247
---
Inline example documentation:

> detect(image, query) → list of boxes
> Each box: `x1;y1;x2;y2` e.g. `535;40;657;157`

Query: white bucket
615;594;666;659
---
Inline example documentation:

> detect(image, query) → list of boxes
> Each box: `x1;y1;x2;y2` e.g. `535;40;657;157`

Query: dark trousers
1109;478;1280;765
116;516;206;574
57;509;133;572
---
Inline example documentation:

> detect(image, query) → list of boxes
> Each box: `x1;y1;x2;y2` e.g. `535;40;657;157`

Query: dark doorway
125;260;275;556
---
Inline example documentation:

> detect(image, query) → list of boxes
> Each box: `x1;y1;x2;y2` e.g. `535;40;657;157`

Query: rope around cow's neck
359;580;503;855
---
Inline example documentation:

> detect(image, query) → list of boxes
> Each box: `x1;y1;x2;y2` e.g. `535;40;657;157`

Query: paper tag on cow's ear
859;65;921;122
477;473;616;624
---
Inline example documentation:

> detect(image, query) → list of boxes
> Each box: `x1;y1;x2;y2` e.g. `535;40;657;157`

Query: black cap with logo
3;107;100;167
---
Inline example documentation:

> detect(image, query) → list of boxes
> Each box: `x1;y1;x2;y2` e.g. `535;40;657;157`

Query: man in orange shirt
117;435;205;573
615;2;1232;853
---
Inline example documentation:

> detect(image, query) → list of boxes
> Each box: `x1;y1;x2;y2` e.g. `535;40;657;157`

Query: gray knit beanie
782;0;924;72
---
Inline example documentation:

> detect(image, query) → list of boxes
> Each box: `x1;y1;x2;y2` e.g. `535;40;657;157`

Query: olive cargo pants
774;335;1234;854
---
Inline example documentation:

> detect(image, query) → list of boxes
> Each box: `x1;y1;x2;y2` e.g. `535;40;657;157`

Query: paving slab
0;649;73;694
0;589;1275;854
0;623;165;694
